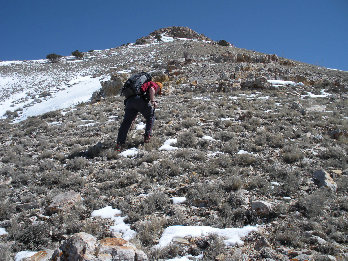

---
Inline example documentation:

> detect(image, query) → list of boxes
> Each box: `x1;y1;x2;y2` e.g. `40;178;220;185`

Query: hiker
116;73;162;151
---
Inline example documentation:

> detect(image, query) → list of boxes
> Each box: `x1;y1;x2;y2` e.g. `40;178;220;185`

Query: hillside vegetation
0;27;347;260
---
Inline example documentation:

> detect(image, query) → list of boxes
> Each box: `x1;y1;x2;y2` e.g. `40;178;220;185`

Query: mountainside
0;27;347;260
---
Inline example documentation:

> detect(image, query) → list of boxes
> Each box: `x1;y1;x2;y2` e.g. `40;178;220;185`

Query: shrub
187;183;225;208
4;110;18;119
222;176;243;192
273;224;304;248
221;139;238;154
9;219;50;250
46;53;62;63
182;118;197;128
295;189;331;218
144;160;181;178
154;33;162;42
0;199;15;221
246;176;271;195
177;132;197;148
235;153;259;166
215;131;234;142
71;50;84;59
148;244;180;260
201;234;227;260
337;176;348;193
66;157;89;171
81;218;112;239
141;193;171;214
136;217;167;247
282;146;304;164
217;40;230;47
135;38;146;45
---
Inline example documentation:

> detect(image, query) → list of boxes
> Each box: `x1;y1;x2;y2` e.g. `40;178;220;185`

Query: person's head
155;82;163;95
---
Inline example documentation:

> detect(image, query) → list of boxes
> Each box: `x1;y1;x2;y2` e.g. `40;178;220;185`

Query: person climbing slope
116;72;162;151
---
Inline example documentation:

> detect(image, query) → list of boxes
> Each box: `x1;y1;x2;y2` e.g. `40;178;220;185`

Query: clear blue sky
1;0;347;70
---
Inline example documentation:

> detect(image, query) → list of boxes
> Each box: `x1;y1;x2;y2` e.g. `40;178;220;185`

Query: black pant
116;96;155;145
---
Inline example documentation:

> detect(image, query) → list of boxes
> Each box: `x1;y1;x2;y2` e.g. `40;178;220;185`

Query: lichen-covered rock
46;191;83;215
51;233;148;261
22;250;55;261
313;170;337;191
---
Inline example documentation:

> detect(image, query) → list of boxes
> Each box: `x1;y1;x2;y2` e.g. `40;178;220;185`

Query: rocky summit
0;26;347;261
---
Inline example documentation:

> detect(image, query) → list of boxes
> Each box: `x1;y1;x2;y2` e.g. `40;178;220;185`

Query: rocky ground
0;27;347;260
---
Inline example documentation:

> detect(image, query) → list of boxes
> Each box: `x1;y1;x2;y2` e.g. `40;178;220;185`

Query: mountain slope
0;27;347;260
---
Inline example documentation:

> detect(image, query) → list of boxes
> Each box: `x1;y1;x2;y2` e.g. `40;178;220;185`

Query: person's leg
116;100;138;145
139;102;155;141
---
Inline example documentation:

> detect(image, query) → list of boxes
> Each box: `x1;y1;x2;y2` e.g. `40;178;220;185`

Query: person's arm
149;87;157;108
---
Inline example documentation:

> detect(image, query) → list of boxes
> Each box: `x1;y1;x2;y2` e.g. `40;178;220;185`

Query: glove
150;100;158;108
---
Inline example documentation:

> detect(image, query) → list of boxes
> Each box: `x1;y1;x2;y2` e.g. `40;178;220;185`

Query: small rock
312;235;327;245
313;170;337;191
260;247;278;259
172;237;190;245
254;236;271;250
293;253;312;261
313;255;337;261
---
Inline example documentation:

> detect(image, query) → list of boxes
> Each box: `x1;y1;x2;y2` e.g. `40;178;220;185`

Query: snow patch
202;135;214;141
91;206;122;219
91;206;136;241
161;34;175;42
15;251;37;261
159;138;178;151
207;151;224;157
0;227;8;235
301;90;331;98
136;122;146;130
237;150;253;155
268;80;303;87
156;225;258;248
119;148;138;158
171;197;187;204
6;76;102;122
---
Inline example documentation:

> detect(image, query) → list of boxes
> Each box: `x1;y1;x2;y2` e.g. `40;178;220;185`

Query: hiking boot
115;143;124;152
144;136;151;143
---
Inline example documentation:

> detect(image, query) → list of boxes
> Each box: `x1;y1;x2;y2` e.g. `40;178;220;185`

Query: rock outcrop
50;233;148;261
136;26;212;44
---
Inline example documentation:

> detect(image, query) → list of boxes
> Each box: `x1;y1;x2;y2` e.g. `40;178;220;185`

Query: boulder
313;170;337;191
251;201;273;217
58;232;97;260
46;191;83;215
